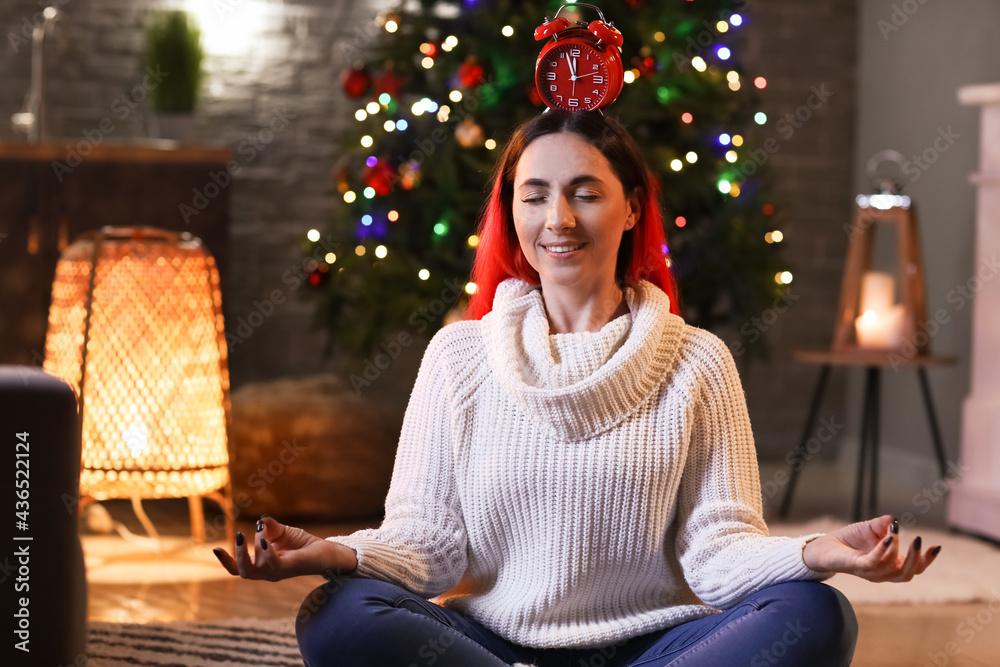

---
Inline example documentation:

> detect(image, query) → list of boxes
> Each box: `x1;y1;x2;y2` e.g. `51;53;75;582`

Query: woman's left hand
802;514;941;582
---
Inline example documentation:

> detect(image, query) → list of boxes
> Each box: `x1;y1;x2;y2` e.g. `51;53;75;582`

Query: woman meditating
213;110;941;666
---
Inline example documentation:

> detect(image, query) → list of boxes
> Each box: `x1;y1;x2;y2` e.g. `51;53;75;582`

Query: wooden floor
86;491;1000;666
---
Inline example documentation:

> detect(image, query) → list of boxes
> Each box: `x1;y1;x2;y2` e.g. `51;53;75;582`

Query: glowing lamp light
44;227;234;544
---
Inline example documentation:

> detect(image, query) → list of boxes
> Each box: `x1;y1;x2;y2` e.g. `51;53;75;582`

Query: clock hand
570;57;578;96
574;71;599;79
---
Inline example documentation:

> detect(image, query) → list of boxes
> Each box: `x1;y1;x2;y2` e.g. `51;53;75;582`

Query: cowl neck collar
482;278;684;442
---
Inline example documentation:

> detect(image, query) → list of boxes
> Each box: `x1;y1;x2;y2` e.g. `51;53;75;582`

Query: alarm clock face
536;42;612;111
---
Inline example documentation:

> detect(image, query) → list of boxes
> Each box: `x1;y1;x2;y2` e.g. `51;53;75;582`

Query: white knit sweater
328;277;827;650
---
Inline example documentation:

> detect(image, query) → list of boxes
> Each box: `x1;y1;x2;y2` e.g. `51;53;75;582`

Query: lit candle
860;271;895;314
855;302;905;349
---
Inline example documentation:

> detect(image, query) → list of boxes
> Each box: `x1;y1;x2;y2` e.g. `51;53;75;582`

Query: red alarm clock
534;3;624;112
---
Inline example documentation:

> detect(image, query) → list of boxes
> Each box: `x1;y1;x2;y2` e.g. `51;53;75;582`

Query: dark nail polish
236;532;244;547
931;546;942;557
261;538;268;551
212;548;225;562
891;520;899;534
256;519;264;532
884;536;893;548
913;536;922;551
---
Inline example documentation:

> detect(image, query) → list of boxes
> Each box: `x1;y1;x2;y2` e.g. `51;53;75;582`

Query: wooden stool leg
854;367;878;522
917;368;949;478
868;368;882;518
779;364;832;518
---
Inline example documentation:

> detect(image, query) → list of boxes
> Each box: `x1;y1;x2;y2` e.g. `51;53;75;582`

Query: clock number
568;98;579;108
550;84;558;91
556;95;564;101
584;97;593;105
593;64;599;71
570;48;581;57
550;60;558;67
593;76;604;84
547;72;556;81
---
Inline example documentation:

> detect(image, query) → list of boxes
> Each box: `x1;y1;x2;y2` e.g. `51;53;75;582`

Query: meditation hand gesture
213;516;358;581
802;514;941;583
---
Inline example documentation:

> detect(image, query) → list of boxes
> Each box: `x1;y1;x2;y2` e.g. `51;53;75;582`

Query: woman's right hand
212;516;358;581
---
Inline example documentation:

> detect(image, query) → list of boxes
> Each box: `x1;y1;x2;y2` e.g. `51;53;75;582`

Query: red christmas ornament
364;162;395;197
458;57;485;88
341;66;372;98
632;55;658;78
374;63;403;98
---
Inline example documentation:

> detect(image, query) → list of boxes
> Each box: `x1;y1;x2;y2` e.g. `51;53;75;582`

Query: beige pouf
228;374;401;521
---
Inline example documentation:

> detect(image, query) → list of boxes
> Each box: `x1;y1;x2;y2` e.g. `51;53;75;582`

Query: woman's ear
624;188;642;231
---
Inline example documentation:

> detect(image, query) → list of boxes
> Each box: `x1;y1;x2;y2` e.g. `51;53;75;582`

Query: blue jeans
296;577;857;667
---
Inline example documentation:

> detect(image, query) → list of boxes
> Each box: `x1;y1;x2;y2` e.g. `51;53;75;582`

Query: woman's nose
545;195;575;231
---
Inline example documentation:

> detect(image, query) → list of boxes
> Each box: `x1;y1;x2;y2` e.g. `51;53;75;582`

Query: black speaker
0;366;86;666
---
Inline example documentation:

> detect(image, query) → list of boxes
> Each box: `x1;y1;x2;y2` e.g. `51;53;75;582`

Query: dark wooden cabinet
0;141;232;366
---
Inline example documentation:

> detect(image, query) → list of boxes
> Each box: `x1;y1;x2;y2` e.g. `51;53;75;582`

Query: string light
387;210;399;222
375;245;388;259
717;46;731;60
729;183;741;197
465;282;478;295
433;221;448;235
772;230;784;242
355;245;366;256
730;14;743;26
726;150;737;162
754;112;767;125
325;252;336;263
719;133;731;145
363;186;376;199
449;90;463;102
502;25;514;37
763;204;775;215
418;269;430;280
307;229;320;242
685;151;698;163
729;81;740;91
384;19;398;32
355;109;367;121
776;271;793;284
681;112;693;123
361;214;373;226
654;31;665;42
624;70;636;84
718;179;732;194
365;156;377;167
437;105;451;122
727;71;739;83
396;119;408;130
755;77;767;89
675;216;687;227
485;139;496;150
421;56;434;69
691;56;707;72
366;101;379;114
444;35;458;49
732;134;744;146
467;234;480;247
384;120;396;131
343;191;356;203
360;135;373;147
670;159;683;171
716;21;729;32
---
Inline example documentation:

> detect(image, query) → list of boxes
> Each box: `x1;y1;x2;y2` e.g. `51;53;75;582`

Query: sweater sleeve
674;332;830;609
325;329;468;598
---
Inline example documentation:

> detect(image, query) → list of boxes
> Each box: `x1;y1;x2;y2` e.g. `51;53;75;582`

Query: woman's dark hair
467;110;681;319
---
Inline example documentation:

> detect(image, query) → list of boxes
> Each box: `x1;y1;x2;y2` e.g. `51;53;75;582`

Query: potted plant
144;10;203;141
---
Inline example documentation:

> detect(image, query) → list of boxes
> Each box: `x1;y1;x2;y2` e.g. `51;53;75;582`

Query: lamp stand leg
868;367;881;519
130;495;161;541
188;496;206;545
203;481;236;545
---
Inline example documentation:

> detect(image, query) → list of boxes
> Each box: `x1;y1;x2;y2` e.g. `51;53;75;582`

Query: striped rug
87;617;304;666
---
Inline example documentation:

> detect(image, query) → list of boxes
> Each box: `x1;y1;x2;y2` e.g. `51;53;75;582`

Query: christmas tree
305;0;790;368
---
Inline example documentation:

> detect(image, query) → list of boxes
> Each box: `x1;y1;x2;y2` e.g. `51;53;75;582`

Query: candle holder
833;192;930;356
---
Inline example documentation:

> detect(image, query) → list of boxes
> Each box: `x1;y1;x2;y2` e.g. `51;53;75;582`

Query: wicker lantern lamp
43;226;234;545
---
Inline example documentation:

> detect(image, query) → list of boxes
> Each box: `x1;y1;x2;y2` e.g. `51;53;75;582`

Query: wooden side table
779;349;956;521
